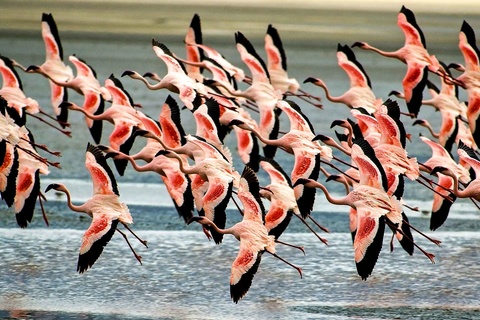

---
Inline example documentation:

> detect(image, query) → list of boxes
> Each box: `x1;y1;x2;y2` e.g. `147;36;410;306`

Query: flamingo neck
61;188;86;213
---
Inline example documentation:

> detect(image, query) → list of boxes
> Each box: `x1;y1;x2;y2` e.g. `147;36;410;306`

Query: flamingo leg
307;215;330;233
38;193;50;227
267;251;303;278
116;228;143;265
385;219;436;264
27;113;72;137
121;222;148;248
39;109;71;127
293;213;328;245
275;239;305;255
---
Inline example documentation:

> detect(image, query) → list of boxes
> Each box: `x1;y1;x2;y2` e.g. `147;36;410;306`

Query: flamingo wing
237;166;265;223
160;165;194;223
201;176;233;244
184;13;204;77
230;240;263;304
14;168;40;228
109;121;138;176
236;31;270;84
466;93;480;146
85;143;119;196
0;56;22;89
77;212;119;273
159;95;186;148
152;40;187;75
41;13;63;62
430;173;456;231
264;24;287;73
337;43;371;88
459;21;480;72
291;147;320;218
402;64;428;117
398;6;426;48
0;142;18;207
353;207;385;280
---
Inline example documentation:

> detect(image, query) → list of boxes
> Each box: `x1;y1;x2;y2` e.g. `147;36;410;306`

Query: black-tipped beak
303;77;317;84
58;101;73;109
430;166;447;176
312;134;328;142
292;178;309;188
227;119;245;127
412;119;426;126
326;175;341;182
187;216;202;225
121;70;135;77
351;42;364;48
155;150;170;157
26;65;40;72
44;183;59;193
330;119;346;129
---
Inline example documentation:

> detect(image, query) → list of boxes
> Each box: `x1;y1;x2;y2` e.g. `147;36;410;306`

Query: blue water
1;6;480;320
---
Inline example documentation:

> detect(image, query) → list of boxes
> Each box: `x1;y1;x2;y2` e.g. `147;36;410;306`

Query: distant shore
1;0;480;48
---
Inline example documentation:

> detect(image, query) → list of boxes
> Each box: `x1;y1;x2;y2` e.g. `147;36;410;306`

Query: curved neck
201;217;234;235
310;181;349;206
61;188;86;213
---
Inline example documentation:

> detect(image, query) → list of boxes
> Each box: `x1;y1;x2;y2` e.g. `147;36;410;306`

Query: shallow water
1;4;480;319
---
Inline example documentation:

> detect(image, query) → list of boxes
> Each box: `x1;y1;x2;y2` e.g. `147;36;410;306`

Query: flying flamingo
305;43;381;113
59;74;159;175
0;55;71;137
38;54;110;143
100;145;195;224
452;20;480;147
259;157;328;245
294;138;406;280
431;145;480;202
18;13;74;127
45;143;145;273
351;6;444;117
188;166;302;303
156;135;237;244
419;136;470;230
263;24;320;107
122;40;204;110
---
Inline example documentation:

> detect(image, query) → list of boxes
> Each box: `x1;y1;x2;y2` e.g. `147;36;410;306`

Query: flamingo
453;20;480;147
304;44;381;113
232;31;281;158
431;145;480;202
20;13;74;127
352;6;444;117
122;40;204;110
45;143;145;273
228;99;333;219
188;166;302;303
419;136;470;230
259;157;328;245
39;54;109;143
182;13;204;82
156;135;237;244
100;145;195;224
59;74;160;175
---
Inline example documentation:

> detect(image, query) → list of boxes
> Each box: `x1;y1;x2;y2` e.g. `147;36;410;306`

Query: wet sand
1;0;480;50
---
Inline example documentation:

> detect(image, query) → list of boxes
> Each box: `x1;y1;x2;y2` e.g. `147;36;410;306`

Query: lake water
1;3;480;319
